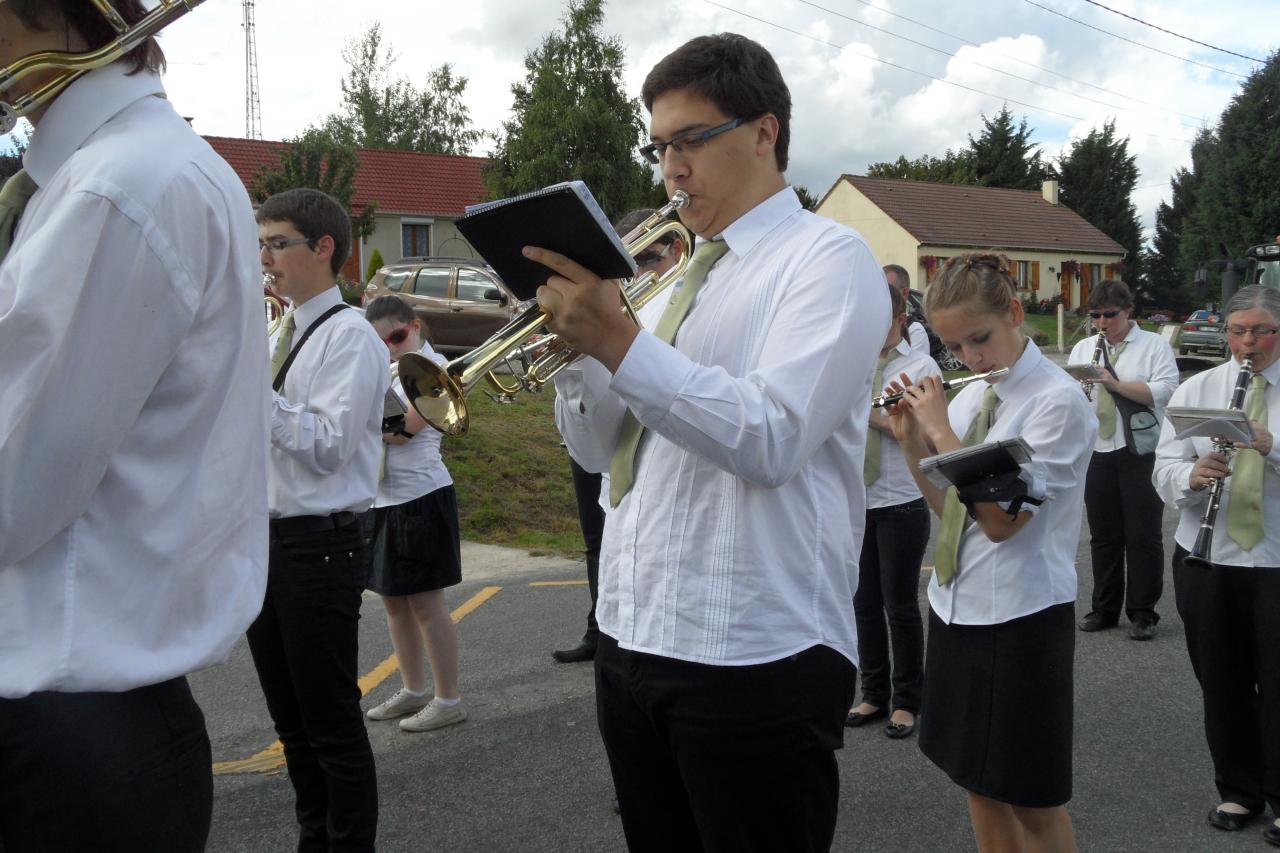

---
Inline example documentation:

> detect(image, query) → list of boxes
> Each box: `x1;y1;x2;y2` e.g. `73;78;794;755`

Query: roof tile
840;175;1126;256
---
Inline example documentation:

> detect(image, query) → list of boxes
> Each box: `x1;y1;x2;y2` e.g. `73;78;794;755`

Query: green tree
321;24;481;156
365;247;386;283
793;185;819;210
866;149;977;185
1052;120;1143;292
1147;132;1214;312
1177;51;1280;287
0;132;28;182
484;0;656;219
968;106;1045;190
253;128;376;240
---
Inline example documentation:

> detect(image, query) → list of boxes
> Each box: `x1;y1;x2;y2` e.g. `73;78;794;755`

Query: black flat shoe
1208;807;1258;831
844;706;888;728
552;640;597;663
1129;619;1156;641
1264;821;1280;847
884;721;915;739
1078;612;1119;632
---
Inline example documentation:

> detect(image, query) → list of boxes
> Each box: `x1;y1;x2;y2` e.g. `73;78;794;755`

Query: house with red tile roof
204;136;489;283
815;175;1126;309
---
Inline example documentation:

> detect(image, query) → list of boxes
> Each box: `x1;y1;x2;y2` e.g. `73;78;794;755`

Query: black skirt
919;602;1075;808
362;485;462;596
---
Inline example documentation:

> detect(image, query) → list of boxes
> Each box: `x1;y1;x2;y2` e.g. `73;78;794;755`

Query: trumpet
398;191;692;436
1184;356;1254;569
872;367;1010;408
1081;332;1106;401
264;274;285;336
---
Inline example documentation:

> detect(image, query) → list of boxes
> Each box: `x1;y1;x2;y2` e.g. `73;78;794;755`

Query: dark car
362;257;522;357
906;289;965;371
1179;309;1227;357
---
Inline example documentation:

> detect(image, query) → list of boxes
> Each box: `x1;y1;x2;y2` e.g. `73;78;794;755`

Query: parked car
1178;308;1227;357
363;257;522;357
906;288;965;371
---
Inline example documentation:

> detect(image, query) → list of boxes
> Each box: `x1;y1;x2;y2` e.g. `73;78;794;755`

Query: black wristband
394;427;416;439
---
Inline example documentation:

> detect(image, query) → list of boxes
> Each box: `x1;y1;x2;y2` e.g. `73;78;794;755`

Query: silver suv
362;257;521;356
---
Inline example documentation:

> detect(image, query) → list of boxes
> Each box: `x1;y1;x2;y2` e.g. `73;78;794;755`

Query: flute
872;367;1010;409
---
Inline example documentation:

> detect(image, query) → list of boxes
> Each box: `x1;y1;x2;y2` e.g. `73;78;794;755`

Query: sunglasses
1088;310;1123;319
382;325;413;346
634;243;673;268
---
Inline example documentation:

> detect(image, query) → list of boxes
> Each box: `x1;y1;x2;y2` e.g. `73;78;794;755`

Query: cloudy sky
87;1;1280;235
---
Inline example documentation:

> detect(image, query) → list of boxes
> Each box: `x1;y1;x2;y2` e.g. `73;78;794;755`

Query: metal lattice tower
242;0;262;139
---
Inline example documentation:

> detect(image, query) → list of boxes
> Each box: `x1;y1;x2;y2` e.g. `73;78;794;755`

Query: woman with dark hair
1068;280;1178;640
1154;284;1280;845
887;252;1094;851
846;279;939;740
361;294;467;734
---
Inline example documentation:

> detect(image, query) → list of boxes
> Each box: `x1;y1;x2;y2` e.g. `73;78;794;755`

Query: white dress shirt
1067;323;1179;453
928;341;1097;626
270;287;387;518
0;63;269;697
868;348;941;509
556;186;890;667
906;320;931;361
1153;357;1280;568
376;343;453;507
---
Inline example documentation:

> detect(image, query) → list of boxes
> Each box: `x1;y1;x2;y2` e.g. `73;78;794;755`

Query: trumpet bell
398;352;469;436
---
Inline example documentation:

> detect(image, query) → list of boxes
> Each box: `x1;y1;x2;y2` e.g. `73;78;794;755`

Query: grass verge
440;388;584;558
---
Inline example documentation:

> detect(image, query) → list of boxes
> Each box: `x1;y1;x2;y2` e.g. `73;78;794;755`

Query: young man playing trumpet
532;33;889;851
0;3;267;850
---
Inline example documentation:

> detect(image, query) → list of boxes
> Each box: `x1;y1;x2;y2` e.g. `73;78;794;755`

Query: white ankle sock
433;696;461;707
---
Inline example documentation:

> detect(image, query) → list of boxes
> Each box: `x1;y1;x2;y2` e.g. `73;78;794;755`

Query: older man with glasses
1068;279;1179;640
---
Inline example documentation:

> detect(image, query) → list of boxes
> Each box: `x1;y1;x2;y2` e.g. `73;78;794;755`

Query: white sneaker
399;699;467;733
366;687;429;721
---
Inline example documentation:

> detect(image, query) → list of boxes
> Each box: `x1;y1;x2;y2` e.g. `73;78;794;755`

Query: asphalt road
195;502;1271;852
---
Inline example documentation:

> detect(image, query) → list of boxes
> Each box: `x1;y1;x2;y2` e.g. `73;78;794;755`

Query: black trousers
570;457;605;641
0;677;211;853
1173;546;1280;814
1084;449;1165;623
247;520;378;853
594;633;857;852
853;497;928;713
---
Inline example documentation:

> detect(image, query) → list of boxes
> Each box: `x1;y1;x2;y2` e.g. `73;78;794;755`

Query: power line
699;0;1195;145
828;0;1208;124
794;0;1206;132
1022;0;1249;79
1077;0;1265;64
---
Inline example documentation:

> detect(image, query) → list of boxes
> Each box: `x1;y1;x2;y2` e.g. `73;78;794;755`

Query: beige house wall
354;213;479;282
815;180;1123;309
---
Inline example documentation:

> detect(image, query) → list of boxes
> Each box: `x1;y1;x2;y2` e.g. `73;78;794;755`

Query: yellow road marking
213;585;502;776
529;580;588;587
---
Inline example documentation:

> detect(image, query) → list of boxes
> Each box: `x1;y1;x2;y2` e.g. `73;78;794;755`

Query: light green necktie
0;169;38;265
1095;340;1127;440
934;386;999;586
609;239;730;507
270;311;297;383
1226;373;1268;550
864;350;901;487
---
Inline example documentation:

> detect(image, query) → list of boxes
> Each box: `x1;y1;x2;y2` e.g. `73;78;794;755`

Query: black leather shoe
844;706;888;728
1207;807;1258;831
1264;820;1280;847
1078;612;1118;632
552;640;597;663
1129;618;1156;641
884;720;916;739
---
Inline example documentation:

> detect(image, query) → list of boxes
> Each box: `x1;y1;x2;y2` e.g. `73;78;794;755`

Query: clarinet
1081;333;1106;401
1184;356;1254;569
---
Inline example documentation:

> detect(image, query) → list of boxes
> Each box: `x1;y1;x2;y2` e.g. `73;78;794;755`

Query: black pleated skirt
919;601;1075;808
362;485;462;596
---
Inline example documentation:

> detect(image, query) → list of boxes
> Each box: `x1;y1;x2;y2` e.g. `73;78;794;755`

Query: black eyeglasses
259;236;313;254
639;117;747;165
1088;309;1123;319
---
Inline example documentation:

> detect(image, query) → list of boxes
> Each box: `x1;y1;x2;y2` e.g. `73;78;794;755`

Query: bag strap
273;304;350;392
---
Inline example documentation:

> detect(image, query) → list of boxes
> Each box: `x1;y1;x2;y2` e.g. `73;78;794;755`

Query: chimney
1042;179;1059;205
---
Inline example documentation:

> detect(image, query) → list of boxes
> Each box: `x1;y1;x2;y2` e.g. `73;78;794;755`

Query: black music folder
456;180;637;301
919;437;1035;503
